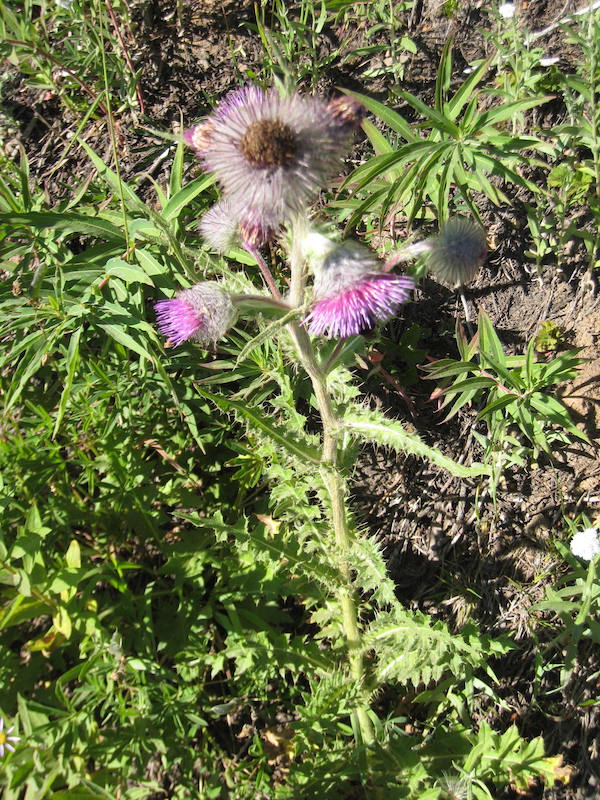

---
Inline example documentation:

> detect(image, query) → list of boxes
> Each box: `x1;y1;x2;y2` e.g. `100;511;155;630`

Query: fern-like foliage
348;535;398;607
366;606;510;691
343;405;491;478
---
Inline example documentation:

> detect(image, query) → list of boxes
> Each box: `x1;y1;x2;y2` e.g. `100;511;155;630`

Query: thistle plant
148;81;564;790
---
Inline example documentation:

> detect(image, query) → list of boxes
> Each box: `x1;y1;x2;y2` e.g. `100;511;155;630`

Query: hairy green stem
287;218;374;745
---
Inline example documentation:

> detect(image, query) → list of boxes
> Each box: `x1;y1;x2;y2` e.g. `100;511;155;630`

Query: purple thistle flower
427;216;488;287
0;717;20;758
154;282;237;347
186;85;361;226
304;241;414;339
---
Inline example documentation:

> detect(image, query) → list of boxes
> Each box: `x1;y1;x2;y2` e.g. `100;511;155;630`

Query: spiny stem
287;218;375;745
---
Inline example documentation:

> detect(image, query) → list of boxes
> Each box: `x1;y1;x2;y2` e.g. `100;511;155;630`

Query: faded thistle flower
155;282;237;347
570;528;600;561
304;239;414;339
185;85;362;227
200;197;279;253
0;717;20;758
427;216;488;287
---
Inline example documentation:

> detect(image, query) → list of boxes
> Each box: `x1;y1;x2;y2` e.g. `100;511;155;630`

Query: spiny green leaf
344;409;490;477
195;387;321;464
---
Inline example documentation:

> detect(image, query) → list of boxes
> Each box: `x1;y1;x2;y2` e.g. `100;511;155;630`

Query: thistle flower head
300;230;339;263
304;241;414;339
200;198;279;253
0;717;20;758
427;216;488;287
326;96;366;130
188;85;361;226
570;528;600;561
183;120;214;157
154;282;237;347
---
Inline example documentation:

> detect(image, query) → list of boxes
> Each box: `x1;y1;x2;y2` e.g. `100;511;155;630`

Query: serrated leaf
195;387;321;464
344;410;490;477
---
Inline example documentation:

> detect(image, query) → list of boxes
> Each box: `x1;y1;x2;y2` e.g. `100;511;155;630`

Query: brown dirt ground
2;0;600;797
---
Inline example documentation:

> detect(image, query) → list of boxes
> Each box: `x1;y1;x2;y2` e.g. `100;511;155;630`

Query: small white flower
539;56;560;66
56;0;74;8
498;2;516;18
0;717;20;758
570;528;600;561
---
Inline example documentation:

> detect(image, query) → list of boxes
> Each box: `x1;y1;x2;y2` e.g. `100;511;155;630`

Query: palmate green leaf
195;387;321;464
528;392;590;443
395;88;460;137
469;95;554;134
344;90;418;142
162;173;216;222
344;408;490;477
420;360;476;380
0;211;125;242
52;326;82;440
444;57;493;120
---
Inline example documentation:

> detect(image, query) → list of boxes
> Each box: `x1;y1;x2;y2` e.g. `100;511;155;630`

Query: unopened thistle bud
326;96;366;130
154;282;237;347
183;120;214;157
304;240;414;339
427;216;488;287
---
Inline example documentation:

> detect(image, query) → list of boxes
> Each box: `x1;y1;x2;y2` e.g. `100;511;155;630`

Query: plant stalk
286;218;375;745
